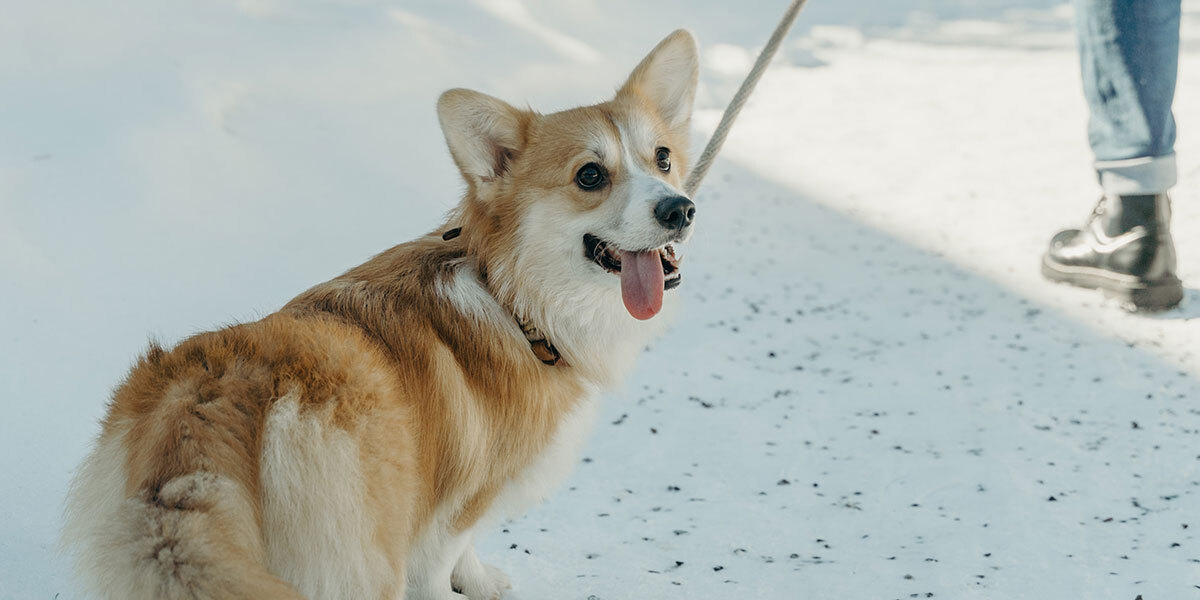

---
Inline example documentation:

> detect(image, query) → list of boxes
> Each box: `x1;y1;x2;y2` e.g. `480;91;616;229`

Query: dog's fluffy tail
63;428;303;600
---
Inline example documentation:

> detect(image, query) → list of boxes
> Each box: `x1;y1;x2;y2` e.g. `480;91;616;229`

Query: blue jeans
1075;0;1181;195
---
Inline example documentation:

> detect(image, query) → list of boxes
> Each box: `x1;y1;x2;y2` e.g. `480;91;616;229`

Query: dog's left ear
618;29;700;134
438;88;528;182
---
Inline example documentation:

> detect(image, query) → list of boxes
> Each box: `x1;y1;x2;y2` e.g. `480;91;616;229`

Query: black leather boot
1042;194;1182;311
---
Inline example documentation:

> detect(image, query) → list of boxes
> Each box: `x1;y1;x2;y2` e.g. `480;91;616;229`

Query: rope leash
684;0;809;198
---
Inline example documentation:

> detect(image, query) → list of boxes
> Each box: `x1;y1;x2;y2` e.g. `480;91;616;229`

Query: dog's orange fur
64;29;699;600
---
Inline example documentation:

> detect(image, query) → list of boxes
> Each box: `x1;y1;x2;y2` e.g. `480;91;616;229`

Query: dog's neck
447;222;661;385
455;228;566;368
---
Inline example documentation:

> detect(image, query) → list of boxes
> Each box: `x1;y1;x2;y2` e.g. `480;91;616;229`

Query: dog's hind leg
63;427;304;600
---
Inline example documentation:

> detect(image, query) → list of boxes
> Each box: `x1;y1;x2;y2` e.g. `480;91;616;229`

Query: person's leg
1043;0;1183;310
1076;0;1181;194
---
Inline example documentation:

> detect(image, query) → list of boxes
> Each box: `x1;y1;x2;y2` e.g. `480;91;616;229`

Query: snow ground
3;1;1200;598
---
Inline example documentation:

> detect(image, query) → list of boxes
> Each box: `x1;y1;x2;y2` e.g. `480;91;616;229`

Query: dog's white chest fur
404;392;599;599
490;390;599;520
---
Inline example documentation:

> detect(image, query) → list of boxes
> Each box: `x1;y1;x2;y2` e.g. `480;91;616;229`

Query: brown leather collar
444;227;566;367
515;315;565;367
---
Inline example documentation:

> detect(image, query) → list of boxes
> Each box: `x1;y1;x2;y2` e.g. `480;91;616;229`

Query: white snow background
3;1;1200;598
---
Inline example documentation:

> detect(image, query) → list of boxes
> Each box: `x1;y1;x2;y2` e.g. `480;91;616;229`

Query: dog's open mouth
584;234;681;320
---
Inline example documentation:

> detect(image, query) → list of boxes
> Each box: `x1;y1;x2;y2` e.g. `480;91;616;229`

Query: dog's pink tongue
620;250;664;320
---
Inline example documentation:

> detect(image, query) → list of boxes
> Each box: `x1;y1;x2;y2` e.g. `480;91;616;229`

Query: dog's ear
618;29;699;133
437;88;527;182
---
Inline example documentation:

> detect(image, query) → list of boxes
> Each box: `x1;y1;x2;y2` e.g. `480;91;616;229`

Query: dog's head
438;30;698;329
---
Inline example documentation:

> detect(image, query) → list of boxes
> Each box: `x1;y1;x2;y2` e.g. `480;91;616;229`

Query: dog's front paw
452;561;511;600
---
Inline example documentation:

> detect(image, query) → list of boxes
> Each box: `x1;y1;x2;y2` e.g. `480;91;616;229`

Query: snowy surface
3;1;1200;598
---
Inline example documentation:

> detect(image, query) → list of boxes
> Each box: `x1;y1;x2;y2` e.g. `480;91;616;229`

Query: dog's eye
575;163;606;190
655;147;671;172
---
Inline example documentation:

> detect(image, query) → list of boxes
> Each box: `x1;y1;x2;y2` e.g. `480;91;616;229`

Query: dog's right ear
437;88;527;183
617;29;699;135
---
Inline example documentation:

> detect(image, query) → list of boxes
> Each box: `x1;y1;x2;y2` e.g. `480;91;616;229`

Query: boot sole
1041;255;1183;311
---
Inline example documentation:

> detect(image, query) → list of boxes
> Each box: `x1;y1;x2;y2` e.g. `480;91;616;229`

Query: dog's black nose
654;196;696;230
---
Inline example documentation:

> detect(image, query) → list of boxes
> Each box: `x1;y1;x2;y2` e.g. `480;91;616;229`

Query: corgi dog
62;29;699;600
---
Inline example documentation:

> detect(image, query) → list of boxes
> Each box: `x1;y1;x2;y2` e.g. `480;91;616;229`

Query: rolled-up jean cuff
1096;153;1178;196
